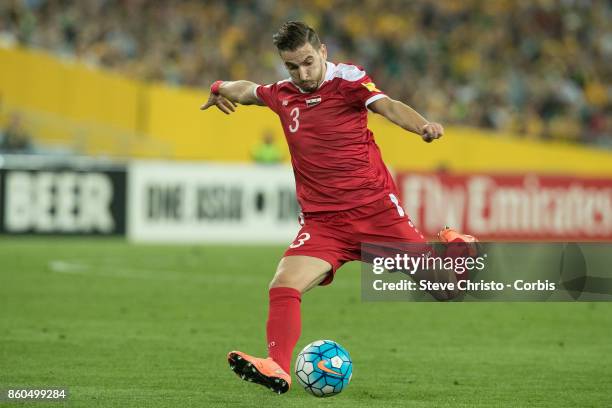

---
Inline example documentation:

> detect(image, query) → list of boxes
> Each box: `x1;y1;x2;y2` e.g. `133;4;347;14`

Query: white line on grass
48;260;261;285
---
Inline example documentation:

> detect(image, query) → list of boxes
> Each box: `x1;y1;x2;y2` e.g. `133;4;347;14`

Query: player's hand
421;122;444;143
199;93;237;115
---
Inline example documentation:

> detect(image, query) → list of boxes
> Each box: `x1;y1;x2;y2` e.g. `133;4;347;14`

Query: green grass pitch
1;238;611;407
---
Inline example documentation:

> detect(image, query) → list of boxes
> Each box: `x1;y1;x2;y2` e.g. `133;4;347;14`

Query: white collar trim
323;61;335;82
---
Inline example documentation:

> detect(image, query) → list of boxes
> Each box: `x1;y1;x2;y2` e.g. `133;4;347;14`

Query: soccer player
200;21;477;394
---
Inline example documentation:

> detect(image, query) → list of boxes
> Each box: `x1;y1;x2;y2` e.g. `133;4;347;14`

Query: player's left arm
369;97;443;143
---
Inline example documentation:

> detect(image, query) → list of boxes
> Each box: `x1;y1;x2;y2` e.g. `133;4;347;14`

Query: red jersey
255;61;398;212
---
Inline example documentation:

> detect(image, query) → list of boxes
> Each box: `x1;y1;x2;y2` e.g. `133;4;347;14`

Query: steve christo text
370;253;556;292
372;278;557;292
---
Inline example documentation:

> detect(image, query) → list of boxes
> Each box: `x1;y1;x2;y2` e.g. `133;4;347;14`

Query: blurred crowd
1;0;610;146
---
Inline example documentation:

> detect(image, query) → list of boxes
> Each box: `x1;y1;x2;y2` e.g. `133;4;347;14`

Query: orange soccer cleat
227;351;291;394
438;226;480;257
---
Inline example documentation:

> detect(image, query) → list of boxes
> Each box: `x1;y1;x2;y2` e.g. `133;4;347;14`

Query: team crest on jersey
282;99;289;106
305;96;322;107
361;82;380;92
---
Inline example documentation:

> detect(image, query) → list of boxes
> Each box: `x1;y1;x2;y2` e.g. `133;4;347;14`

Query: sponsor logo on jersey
361;82;380;92
306;96;322;107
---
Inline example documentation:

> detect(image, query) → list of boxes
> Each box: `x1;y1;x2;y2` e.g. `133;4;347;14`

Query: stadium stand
0;0;610;146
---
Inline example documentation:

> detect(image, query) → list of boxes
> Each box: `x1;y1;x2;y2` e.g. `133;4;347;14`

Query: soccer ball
295;340;352;397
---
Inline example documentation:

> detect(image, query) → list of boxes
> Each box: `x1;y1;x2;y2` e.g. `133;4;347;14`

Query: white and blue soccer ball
295;339;352;397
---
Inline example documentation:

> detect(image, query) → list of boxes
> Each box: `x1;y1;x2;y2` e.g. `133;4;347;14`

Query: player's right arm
369;97;444;143
200;80;264;114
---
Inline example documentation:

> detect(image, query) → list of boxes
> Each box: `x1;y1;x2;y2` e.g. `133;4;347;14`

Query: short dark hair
273;21;321;51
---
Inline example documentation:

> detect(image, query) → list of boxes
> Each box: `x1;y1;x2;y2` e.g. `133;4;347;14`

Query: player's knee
269;256;331;293
268;269;309;292
269;268;330;293
269;271;297;290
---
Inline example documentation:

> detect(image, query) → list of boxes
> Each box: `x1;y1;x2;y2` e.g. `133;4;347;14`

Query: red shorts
284;193;428;285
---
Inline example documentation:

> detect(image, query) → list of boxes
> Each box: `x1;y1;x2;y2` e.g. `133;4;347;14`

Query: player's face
280;42;327;93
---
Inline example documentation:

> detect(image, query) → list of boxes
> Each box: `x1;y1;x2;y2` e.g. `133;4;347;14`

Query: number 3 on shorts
289;232;310;248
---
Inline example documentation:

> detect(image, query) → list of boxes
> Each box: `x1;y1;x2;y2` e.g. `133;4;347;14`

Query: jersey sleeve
255;83;280;113
339;67;387;109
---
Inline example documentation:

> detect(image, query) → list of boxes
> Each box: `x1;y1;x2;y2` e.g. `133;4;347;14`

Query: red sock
266;287;301;374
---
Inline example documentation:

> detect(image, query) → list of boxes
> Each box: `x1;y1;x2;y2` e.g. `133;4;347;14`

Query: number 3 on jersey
289;107;300;133
289;232;310;248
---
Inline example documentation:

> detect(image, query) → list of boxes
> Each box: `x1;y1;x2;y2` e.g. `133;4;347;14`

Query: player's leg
357;194;479;301
352;194;455;300
406;228;479;299
411;227;480;300
410;258;460;300
228;215;350;394
266;255;331;371
228;256;331;394
269;255;332;292
438;226;480;276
